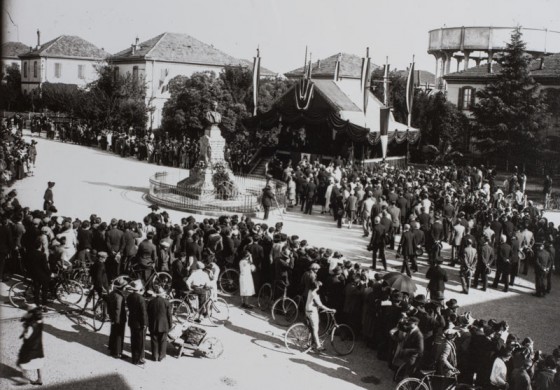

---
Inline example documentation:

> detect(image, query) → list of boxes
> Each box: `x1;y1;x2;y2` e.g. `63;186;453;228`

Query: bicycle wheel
152;272;172;293
218;269;239;295
92;297;107;332
111;275;132;291
79;272;93;290
284;323;312;354
271;297;298;326
199;337;224;359
257;283;272;310
9;281;34;309
170;299;192;323
56;280;84;305
395;377;429;390
330;323;355;355
209;298;229;325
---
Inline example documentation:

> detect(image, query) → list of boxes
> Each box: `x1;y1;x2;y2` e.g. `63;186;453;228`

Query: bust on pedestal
177;102;235;199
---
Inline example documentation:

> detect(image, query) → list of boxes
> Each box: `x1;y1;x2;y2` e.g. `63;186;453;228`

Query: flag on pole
383;58;390;107
333;53;341;82
406;57;415;128
252;48;261;116
380;107;390;159
360;48;371;114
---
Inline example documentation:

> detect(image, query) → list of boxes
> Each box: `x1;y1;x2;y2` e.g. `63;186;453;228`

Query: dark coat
105;227;123;254
184;239;202;261
107;289;127;325
426;265;448;292
90;260;109;291
262;187;275;207
119;230;138;257
147;295;172;333
77;228;93;251
399;230;417;256
137;239;157;267
127;292;148;329
370;224;386;246
28;249;51;282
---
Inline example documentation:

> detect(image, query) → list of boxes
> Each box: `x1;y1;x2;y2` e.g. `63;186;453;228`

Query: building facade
110;32;276;129
18;34;109;94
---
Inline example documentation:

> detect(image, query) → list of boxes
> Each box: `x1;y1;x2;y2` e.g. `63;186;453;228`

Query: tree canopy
471;27;548;168
161;66;291;143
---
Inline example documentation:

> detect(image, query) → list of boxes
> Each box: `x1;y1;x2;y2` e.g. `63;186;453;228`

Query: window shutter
458;87;464;110
470;88;476;108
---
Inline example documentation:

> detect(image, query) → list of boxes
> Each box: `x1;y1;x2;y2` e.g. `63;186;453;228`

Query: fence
148;171;287;216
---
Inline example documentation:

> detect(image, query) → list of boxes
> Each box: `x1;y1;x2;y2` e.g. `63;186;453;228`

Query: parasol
382;272;417;295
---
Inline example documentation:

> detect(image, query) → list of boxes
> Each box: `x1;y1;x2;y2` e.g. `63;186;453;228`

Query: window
23;62;28;78
113;66;119;81
132;66;139;84
458;86;476;110
78;64;85;79
55;63;62;78
33;61;38;77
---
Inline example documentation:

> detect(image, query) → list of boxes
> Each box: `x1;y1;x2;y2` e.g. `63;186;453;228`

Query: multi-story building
18;33;109;94
110;32;276;129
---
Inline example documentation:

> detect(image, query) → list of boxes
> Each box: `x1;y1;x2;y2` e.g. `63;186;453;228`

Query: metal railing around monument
148;171;287;215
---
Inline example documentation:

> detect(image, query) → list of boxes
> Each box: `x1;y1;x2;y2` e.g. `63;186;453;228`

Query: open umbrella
382;272;417;295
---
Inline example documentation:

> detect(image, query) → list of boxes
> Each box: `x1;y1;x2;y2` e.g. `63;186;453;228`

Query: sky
2;0;560;74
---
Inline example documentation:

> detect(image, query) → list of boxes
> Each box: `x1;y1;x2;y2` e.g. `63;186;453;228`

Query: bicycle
71;259;93;290
80;288;107;332
257;280;300;326
395;370;478;390
169;287;229;326
218;263;240;295
284;310;355;355
9;271;84;309
111;263;172;294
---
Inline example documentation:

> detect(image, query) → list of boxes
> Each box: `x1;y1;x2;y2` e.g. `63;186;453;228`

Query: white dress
238;258;255;297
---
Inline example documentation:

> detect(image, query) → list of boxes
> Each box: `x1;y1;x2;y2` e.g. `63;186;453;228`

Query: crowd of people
1;119;37;186
1;122;560;388
28;117;257;174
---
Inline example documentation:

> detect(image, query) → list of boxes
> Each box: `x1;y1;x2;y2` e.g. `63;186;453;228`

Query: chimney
539;56;545;70
131;44;135;55
317;59;321;69
36;29;41;49
135;36;139;47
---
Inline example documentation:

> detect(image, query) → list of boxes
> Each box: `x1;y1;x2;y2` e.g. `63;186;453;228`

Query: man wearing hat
397;224;418;276
534;242;552;297
147;286;172;362
368;216;387;270
105;219;124;281
43;182;55;212
126;280;148;365
436;327;459;379
492;235;513;292
426;256;448;302
261;185;275;221
399;317;424;378
460;238;477;294
106;277;128;359
186;262;211;321
82;251;109;313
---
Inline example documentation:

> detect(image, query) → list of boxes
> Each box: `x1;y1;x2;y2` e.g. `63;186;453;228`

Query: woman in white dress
238;250;255;308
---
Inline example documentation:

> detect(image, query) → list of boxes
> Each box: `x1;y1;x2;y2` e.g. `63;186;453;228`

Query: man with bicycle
81;251;109;314
305;281;335;352
185;261;211;323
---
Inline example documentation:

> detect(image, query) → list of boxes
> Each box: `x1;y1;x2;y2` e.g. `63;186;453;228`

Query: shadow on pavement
290;357;370;389
83;181;148;193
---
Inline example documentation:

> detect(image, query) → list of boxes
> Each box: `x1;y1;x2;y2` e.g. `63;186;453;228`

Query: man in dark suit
398;224;418;276
107;277;127;358
400;317;424;377
147;286;172;361
136;232;158;283
299;176;309;212
369;217;387;270
43;181;55;212
126;280;148;365
28;238;51;308
304;178;316;215
261;185;275;220
492;235;512;292
473;236;493;291
119;222;138;274
426;256;448;302
105;218;123;281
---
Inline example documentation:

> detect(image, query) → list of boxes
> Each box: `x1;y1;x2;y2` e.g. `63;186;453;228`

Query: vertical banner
360;48;371;114
406;58;415;128
252;48;261;116
383;58;390;107
380;107;390;159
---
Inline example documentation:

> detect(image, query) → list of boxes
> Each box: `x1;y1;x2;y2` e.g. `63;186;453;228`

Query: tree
471;27;548;168
39;83;81;113
422;142;464;164
0;65;25;111
78;65;148;129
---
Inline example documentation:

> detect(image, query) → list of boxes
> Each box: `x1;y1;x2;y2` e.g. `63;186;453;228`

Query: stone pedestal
176;124;235;200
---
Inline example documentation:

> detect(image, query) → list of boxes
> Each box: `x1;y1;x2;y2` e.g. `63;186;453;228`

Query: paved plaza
1;134;560;390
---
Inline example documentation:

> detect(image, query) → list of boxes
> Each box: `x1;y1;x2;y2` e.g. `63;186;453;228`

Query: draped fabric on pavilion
245;79;420;146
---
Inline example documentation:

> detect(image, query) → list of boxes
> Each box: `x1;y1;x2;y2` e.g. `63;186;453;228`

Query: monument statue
199;133;211;163
205;101;222;125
